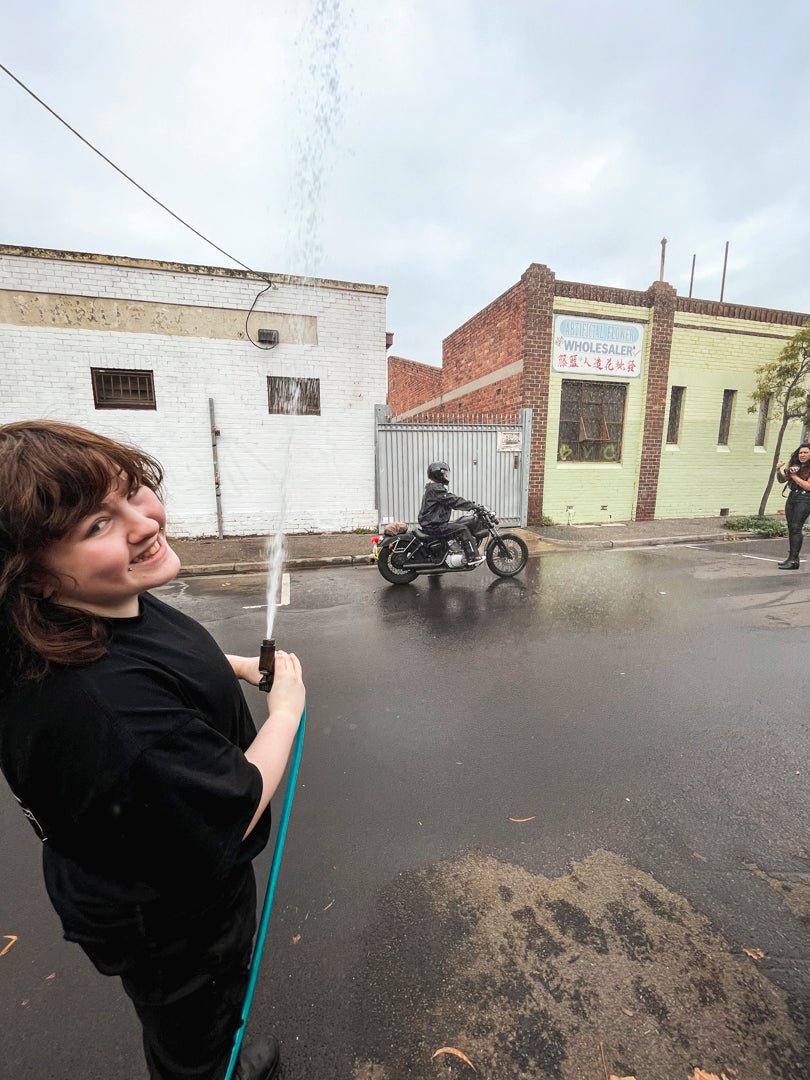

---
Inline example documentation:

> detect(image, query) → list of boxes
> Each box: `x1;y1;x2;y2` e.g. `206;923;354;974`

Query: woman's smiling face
38;475;181;618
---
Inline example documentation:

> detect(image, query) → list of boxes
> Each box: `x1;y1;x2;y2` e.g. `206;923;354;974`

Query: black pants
80;869;257;1080
785;490;810;558
424;519;477;556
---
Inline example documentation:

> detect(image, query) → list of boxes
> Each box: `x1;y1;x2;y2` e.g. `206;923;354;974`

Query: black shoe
778;558;800;569
234;1036;280;1080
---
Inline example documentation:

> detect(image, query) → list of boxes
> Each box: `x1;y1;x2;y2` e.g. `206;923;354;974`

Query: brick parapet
635;281;676;521
676;296;809;326
555;279;651;308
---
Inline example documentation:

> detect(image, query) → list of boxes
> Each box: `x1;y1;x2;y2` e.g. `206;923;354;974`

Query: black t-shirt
0;593;271;948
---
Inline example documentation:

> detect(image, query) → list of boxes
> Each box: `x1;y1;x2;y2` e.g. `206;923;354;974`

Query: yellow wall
543;300;652;524
656;313;799;518
543;301;801;523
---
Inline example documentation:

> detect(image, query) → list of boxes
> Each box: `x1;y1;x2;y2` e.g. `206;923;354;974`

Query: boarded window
557;380;626;462
755;394;772;447
801;395;810;445
666;386;685;445
91;368;156;410
718;389;736;445
267;376;320;416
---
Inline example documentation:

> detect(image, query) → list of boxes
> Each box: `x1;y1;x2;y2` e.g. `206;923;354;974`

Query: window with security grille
557;379;627;462
91;368;156;410
267;376;320;416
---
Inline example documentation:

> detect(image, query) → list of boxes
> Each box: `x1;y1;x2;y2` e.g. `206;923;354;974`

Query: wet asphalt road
3;537;810;1078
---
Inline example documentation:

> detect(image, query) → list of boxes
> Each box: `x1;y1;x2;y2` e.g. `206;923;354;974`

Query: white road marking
242;573;291;608
680;543;792;565
738;554;792;563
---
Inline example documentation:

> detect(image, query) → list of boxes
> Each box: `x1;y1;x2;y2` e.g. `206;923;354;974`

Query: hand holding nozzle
264;649;305;723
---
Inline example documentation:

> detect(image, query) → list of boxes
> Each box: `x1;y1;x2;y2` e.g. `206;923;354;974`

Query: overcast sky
1;0;808;366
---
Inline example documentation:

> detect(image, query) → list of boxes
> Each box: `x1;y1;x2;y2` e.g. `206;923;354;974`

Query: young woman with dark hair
775;443;810;569
0;420;304;1080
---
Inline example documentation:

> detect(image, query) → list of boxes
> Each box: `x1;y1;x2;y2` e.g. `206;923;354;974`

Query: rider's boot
462;539;484;566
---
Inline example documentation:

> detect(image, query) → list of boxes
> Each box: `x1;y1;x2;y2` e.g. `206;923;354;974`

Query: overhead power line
0;60;264;279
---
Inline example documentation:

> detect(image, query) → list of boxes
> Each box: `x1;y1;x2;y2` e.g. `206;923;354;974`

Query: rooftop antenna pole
688;253;696;298
659;237;667;281
720;240;729;302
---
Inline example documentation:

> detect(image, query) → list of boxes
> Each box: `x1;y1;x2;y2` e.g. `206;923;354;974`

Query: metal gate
374;406;532;527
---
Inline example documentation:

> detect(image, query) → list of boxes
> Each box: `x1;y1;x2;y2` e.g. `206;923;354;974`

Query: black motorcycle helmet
427;461;450;484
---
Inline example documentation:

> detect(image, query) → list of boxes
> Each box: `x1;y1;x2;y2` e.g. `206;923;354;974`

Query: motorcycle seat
414;527;436;541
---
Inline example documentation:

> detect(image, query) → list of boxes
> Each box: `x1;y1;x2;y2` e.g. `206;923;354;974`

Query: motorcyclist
418;461;485;566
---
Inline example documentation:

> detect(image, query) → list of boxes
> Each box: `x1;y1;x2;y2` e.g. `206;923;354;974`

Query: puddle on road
353;850;808;1080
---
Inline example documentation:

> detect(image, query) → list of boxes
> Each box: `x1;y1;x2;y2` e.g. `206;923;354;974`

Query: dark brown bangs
0;421;164;553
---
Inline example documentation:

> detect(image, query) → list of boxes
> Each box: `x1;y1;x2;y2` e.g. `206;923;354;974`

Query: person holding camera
775;443;810;569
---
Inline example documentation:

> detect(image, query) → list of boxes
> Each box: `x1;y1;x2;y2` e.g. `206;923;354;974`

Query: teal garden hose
223;707;307;1080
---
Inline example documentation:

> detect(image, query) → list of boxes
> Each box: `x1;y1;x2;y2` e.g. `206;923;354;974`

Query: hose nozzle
258;638;276;692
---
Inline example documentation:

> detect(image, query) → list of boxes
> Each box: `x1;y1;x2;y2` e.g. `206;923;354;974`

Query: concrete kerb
175;531;766;577
539;531;724;551
177;554;375;577
537;530;764;551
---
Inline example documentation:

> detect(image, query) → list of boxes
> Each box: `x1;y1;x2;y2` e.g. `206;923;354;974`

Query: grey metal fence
374;406;532;527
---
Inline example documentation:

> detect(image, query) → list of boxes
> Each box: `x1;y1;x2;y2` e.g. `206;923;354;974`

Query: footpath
171;517;757;577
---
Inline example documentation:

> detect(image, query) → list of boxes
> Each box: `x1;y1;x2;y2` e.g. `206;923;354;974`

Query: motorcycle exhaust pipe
406;563;475;572
258;638;276;691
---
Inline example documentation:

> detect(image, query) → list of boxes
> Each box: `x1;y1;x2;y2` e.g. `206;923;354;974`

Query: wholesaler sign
552;314;645;379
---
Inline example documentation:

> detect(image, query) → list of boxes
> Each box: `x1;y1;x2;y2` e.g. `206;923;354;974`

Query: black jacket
418;480;476;530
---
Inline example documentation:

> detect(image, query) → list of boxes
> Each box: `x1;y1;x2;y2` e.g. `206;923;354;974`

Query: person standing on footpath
775;443;810;569
0;420;305;1080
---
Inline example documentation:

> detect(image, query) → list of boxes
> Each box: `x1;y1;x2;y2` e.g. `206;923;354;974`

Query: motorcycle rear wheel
377;544;418;584
485;533;529;577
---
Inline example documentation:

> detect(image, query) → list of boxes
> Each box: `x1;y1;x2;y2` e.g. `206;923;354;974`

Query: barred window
91;368;156;410
557;379;626;462
666;386;685;445
267;376;320;416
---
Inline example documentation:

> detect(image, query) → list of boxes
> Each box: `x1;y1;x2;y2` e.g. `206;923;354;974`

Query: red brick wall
423;373;523;419
520;264;556;525
635;281;675;521
442;281;525;387
387;355;442;416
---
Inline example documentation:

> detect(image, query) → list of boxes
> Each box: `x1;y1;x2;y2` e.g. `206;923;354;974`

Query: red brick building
388;263;809;527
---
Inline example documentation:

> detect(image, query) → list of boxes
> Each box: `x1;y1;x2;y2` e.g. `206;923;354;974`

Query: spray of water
265;427;293;640
286;0;348;277
262;0;348;642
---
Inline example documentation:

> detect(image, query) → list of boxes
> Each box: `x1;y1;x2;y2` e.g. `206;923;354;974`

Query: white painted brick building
0;246;389;536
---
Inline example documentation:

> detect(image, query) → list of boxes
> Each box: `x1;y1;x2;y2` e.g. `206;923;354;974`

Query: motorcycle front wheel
485;533;529;577
377;544;418;584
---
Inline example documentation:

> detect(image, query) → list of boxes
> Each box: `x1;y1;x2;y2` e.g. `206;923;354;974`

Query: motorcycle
371;506;529;585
